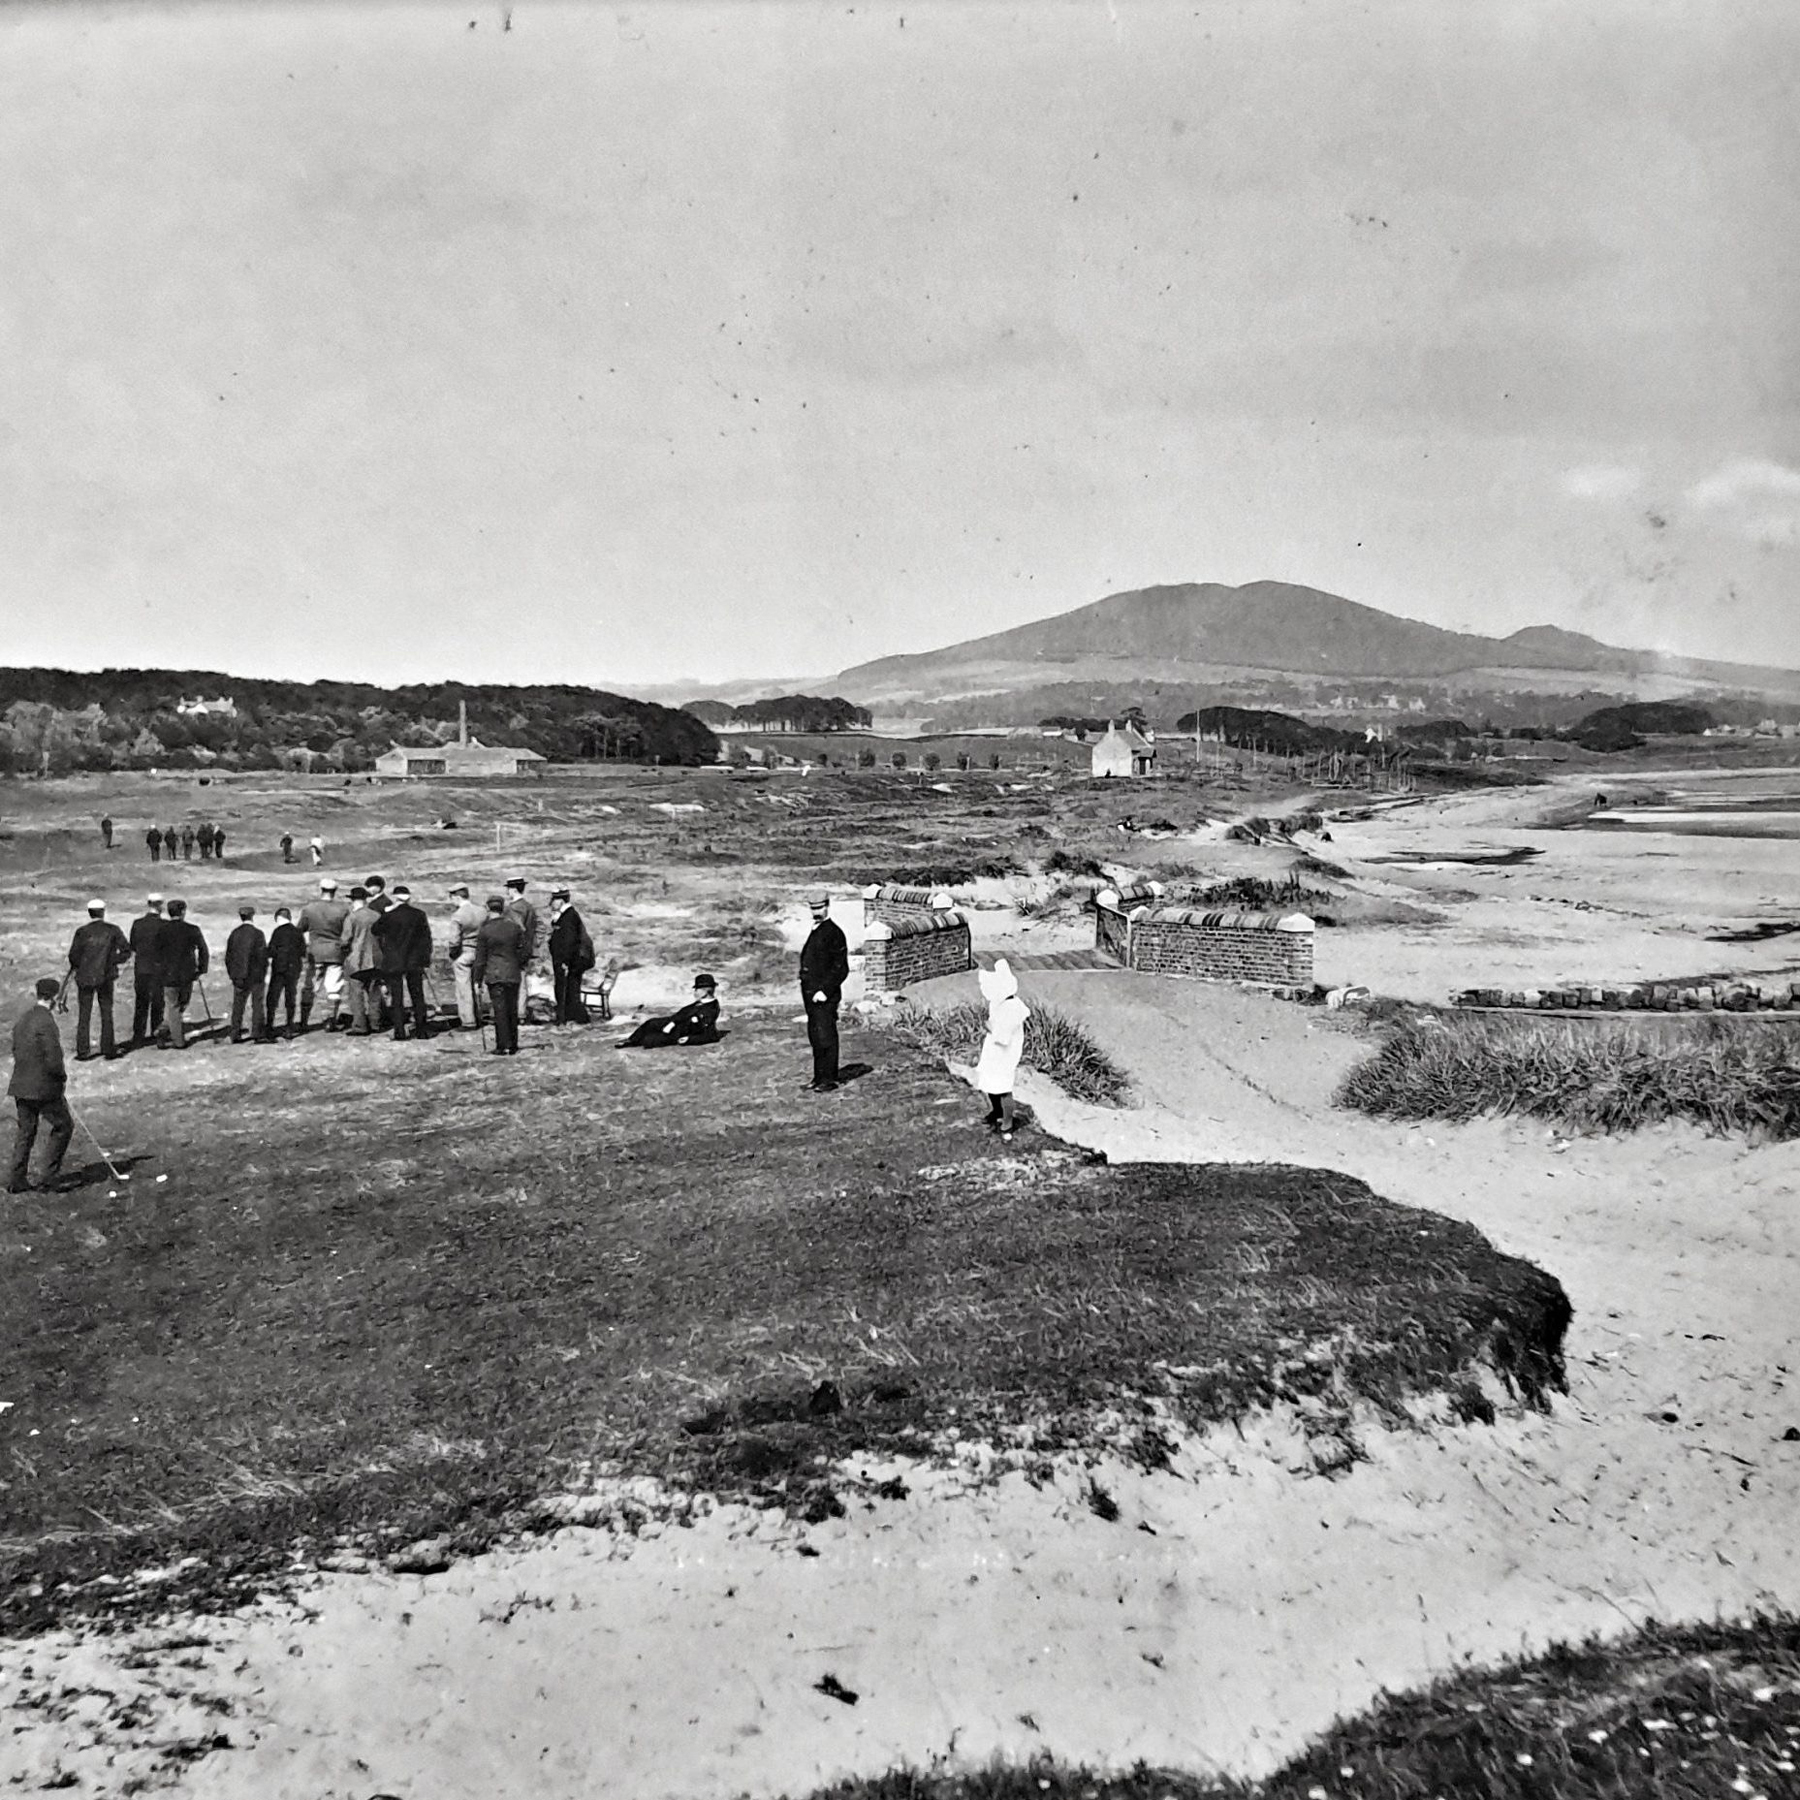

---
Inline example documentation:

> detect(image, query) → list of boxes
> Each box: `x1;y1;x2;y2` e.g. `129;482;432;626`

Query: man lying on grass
617;972;722;1048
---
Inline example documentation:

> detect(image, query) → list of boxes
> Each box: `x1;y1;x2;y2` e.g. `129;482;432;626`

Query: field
3;760;1798;1798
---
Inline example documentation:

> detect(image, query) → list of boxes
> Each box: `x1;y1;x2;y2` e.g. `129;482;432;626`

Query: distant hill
0;670;719;774
835;580;1800;708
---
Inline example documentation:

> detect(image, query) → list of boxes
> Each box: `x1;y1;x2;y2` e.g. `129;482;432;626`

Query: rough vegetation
1338;1011;1800;1140
793;1613;1800;1800
891;999;1133;1106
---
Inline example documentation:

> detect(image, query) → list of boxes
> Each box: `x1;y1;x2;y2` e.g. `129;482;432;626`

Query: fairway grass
3;1019;1567;1635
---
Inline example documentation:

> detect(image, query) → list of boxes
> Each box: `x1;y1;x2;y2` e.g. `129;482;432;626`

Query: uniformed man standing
471;894;526;1055
798;893;849;1092
225;904;272;1043
370;884;434;1041
443;882;486;1030
67;899;131;1061
8;978;73;1194
298;876;350;1031
129;894;166;1048
547;888;596;1024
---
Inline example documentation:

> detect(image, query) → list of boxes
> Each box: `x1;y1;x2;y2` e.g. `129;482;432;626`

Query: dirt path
6;786;1799;1798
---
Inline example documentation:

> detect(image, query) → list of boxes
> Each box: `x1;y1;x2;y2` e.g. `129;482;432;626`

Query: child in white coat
974;958;1030;1139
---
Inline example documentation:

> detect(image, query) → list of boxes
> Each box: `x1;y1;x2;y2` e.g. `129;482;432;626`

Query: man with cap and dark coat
547;888;596;1025
67;900;132;1061
211;824;227;860
196;822;214;860
265;907;306;1039
471;894;526;1055
225;904;272;1043
155;899;209;1050
619;973;721;1048
502;878;540;970
9;978;73;1194
145;825;163;862
279;832;295;864
179;823;196;861
161;825;179;862
298;876;351;1030
443;882;486;1029
129;894;166;1048
799;893;849;1092
371;884;434;1040
99;815;113;849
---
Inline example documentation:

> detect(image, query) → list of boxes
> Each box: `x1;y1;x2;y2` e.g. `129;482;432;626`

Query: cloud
1560;464;1641;500
1687;457;1800;509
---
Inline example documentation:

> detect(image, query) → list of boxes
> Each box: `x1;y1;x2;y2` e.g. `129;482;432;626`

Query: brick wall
863;883;959;930
1124;907;1314;988
863;912;974;993
1455;980;1800;1012
1092;881;1163;962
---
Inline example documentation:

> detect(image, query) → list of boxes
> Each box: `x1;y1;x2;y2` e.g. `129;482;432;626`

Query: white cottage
1090;721;1156;778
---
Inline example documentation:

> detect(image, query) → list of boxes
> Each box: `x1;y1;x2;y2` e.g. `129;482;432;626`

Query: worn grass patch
1339;1011;1800;1139
791;1613;1800;1800
891;1000;1133;1106
2;1021;1565;1634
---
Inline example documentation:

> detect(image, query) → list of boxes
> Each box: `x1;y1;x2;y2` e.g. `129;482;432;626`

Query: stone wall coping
1094;881;1165;911
863;912;967;940
865;883;958;909
1127;906;1314;933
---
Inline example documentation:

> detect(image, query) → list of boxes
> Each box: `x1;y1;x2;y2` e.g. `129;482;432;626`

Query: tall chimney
459;700;468;745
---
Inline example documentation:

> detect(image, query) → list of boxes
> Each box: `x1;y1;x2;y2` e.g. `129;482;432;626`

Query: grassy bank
891;999;1133;1106
2;1019;1566;1634
793;1613;1800;1800
1338;1011;1800;1139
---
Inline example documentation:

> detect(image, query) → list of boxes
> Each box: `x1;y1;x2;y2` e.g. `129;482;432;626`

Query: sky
2;0;1796;688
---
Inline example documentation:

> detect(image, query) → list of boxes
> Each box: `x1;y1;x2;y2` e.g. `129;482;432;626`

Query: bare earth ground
2;763;1797;1797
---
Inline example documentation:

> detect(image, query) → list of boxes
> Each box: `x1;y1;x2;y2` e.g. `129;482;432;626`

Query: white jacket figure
974;959;1030;1125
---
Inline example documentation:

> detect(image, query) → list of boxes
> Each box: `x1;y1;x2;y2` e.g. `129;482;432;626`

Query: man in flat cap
156;898;210;1050
9;978;73;1193
798;893;848;1092
298;876;350;1032
225;903;272;1044
371;883;434;1040
471;893;527;1055
443;882;486;1030
129;894;166;1049
502;877;541;972
338;884;383;1036
547;887;596;1025
67;899;131;1061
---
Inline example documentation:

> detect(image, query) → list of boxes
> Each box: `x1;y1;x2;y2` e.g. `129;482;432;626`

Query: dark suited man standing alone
370;884;434;1041
799;893;848;1092
471;894;526;1056
67;899;132;1061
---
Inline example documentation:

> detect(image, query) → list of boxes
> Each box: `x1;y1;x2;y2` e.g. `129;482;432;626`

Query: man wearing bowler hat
9;978;73;1194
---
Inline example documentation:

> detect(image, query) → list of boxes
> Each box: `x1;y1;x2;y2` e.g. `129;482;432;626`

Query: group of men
11;883;854;1194
133;820;229;862
57;875;599;1057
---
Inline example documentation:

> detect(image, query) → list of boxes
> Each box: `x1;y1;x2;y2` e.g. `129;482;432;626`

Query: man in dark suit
9;978;73;1194
67;899;132;1061
196;822;215;860
161;825;178;862
156;899;210;1050
798;893;849;1092
364;874;392;913
502;877;540;970
179;823;196;861
145;826;162;862
225;904;272;1043
370;883;434;1040
471;894;526;1055
547;888;596;1025
129;894;166;1047
265;907;306;1039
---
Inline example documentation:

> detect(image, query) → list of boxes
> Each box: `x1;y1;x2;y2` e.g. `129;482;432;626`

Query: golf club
55;971;72;1014
68;1100;129;1183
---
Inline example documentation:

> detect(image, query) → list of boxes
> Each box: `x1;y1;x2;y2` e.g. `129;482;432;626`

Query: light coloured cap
319;877;338;890
808;893;830;909
87;898;105;913
146;893;164;906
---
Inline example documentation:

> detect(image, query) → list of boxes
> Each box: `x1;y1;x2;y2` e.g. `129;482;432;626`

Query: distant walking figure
99;815;114;849
180;824;195;861
975;959;1030;1140
309;834;325;867
798;893;848;1093
196;822;215;861
211;825;227;860
146;826;162;863
280;833;295;864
